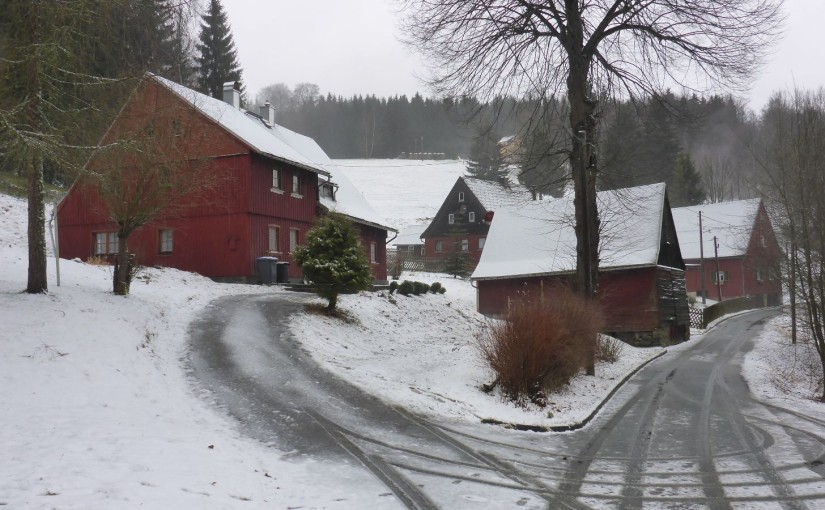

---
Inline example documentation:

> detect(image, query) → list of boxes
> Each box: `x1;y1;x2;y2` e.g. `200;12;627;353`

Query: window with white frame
755;269;763;282
458;191;465;202
468;211;475;222
93;232;119;255
268;225;280;253
271;169;283;192
292;174;301;195
461;239;469;252
479;237;486;250
370;242;377;263
159;229;174;254
711;270;729;284
289;228;299;253
448;213;455;224
435;240;444;252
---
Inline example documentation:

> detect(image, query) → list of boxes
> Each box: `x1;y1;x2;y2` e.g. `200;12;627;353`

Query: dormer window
320;181;336;200
458;192;465;202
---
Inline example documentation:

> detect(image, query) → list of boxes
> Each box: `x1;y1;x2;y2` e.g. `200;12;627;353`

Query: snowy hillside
0;194;400;509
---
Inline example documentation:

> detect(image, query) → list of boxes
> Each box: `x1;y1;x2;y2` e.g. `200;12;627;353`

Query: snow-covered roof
391;224;426;247
472;183;667;280
153;75;328;176
152;75;391;231
671;199;760;260
463;177;532;210
316;162;395;232
332;159;468;230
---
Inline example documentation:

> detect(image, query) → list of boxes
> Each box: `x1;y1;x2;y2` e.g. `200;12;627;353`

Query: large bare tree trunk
566;5;600;376
26;156;48;294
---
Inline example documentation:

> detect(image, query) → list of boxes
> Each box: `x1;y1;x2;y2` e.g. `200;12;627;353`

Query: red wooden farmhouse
471;183;690;346
671;198;782;305
57;74;393;283
421;176;532;264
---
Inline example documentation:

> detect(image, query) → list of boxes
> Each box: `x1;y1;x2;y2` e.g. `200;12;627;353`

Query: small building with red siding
57;74;393;283
472;183;689;346
671;199;782;305
421;176;532;265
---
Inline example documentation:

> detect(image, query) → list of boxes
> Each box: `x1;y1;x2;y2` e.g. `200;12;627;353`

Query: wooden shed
472;183;690;346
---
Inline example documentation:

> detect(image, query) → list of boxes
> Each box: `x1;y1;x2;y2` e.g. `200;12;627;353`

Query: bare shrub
596;335;624;364
477;289;604;406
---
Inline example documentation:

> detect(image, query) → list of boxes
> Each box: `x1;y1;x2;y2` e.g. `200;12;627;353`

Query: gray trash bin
275;261;290;283
256;256;278;284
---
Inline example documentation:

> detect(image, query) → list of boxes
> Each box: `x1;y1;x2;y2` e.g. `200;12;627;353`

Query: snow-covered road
189;299;825;509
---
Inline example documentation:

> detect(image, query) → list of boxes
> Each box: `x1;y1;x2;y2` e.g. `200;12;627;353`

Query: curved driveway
188;296;825;509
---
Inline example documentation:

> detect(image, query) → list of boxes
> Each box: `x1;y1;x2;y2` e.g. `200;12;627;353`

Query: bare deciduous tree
399;0;782;373
83;82;227;295
757;90;825;401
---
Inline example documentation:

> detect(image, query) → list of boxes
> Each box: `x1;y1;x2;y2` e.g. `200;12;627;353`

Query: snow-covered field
333;159;466;230
9;187;817;508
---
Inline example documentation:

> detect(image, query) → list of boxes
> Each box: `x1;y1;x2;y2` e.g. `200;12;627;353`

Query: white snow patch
0;193;400;509
743;314;825;416
290;271;664;429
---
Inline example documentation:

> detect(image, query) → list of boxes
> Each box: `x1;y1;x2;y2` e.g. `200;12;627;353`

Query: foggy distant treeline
260;82;754;201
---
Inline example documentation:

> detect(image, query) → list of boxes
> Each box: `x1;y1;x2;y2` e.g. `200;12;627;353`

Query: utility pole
699;211;706;305
714;236;722;301
579;129;596;376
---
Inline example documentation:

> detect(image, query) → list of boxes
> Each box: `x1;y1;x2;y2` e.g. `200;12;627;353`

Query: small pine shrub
389;281;399;294
477;289;604;405
412;281;428;295
430;282;442;294
438;286;446;294
398;280;414;296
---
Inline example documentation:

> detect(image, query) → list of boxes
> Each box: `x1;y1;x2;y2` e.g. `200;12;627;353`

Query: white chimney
222;81;240;109
259;101;276;126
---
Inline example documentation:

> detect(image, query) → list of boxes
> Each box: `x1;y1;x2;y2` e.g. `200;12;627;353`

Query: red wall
359;224;389;281
424;234;486;262
683;204;782;302
477;267;661;334
56;77;320;280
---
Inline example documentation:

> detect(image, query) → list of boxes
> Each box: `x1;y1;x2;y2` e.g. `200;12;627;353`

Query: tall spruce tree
670;152;705;207
195;0;243;100
466;125;507;183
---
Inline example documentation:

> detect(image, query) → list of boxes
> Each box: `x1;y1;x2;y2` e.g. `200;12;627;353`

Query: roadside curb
481;349;669;433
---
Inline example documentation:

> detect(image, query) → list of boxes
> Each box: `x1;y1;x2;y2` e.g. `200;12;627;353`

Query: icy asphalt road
187;295;825;509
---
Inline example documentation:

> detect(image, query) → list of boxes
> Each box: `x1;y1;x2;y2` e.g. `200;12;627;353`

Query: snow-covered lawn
291;271;665;429
0;194;400;509
743;314;825;415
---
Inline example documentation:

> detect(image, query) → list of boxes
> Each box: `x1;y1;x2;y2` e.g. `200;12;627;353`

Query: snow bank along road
188;297;825;509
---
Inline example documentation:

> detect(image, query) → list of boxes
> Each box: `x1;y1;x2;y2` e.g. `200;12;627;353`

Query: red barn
57;74;393;282
671;199;782;305
472;183;689;346
421;176;532;265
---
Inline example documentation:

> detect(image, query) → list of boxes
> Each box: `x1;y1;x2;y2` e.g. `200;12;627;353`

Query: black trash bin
275;261;290;283
255;256;278;284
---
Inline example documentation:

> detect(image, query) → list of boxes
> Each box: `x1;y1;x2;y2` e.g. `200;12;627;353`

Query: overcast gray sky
221;0;824;113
